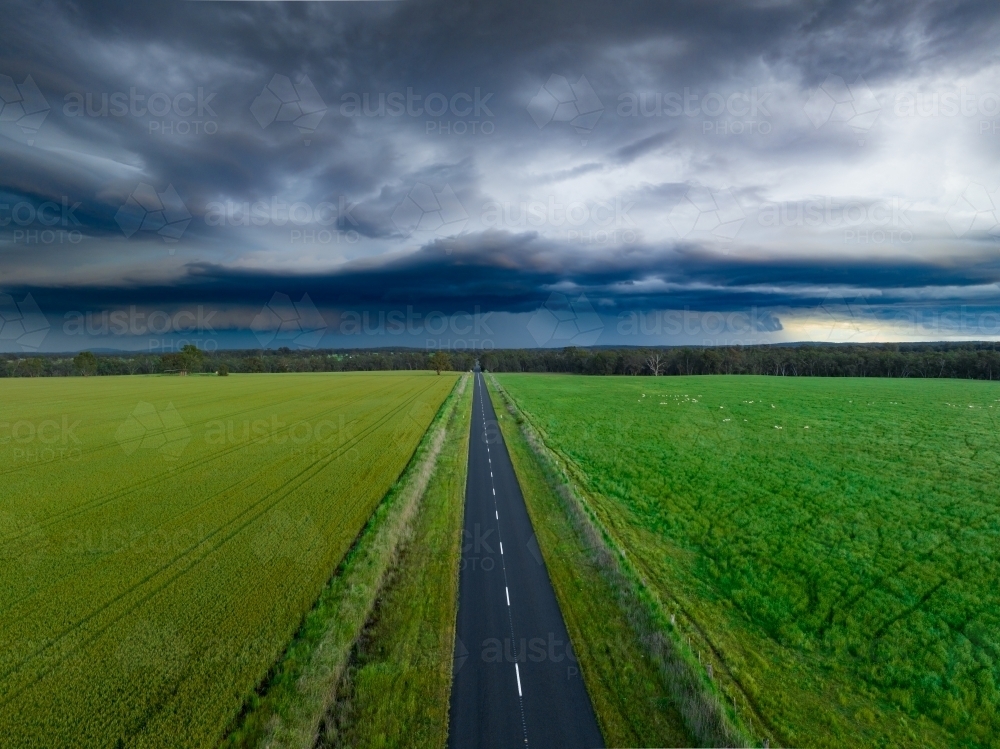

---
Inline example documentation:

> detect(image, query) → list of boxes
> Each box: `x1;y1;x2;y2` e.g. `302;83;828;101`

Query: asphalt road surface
448;368;604;749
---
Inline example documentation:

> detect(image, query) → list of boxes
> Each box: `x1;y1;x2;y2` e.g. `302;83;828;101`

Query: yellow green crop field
0;371;457;748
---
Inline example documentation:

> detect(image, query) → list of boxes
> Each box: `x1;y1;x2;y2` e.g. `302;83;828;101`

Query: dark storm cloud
11;230;1000;321
2;0;1000;349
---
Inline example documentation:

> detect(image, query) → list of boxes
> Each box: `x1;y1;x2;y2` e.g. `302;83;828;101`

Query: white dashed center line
476;371;529;745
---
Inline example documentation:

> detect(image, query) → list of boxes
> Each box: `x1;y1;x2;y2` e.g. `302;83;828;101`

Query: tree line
3;342;1000;380
480;343;1000;379
0;345;475;378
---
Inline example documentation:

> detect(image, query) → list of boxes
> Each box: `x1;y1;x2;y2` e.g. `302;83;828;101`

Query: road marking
476;371;530;746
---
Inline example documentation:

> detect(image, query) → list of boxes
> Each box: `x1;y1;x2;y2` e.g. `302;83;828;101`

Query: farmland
0;371;457;748
326;373;472;748
495;374;1000;748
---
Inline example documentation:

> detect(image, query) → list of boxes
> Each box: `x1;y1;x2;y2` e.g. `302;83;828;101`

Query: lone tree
161;344;205;373
73;350;98;375
429;351;451;375
646;352;665;376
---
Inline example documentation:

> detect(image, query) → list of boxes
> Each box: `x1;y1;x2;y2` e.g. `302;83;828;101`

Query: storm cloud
2;0;1000;350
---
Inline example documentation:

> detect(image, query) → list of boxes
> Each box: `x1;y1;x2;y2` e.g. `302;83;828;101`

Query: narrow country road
448;367;604;749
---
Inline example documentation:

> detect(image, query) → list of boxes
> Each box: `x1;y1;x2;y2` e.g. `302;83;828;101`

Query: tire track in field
0;378;449;704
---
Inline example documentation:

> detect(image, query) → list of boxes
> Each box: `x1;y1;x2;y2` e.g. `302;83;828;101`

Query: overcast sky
1;0;1000;352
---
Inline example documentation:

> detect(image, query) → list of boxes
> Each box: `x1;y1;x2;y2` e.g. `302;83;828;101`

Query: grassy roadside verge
319;366;473;748
221;372;468;749
486;373;751;748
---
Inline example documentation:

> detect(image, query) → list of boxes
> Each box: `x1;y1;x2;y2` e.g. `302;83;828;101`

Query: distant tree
179;344;205;372
217;363;229;376
73;351;98;375
429;351;451;374
646;352;665;376
161;344;205;373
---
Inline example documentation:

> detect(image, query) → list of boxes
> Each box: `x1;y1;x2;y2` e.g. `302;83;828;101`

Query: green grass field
495;374;1000;748
0;372;457;748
